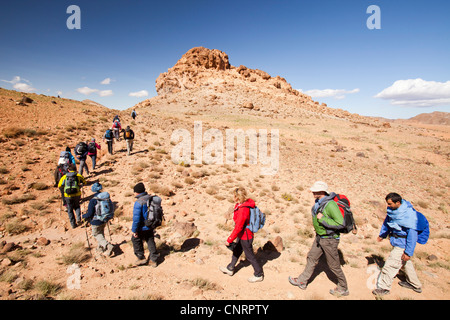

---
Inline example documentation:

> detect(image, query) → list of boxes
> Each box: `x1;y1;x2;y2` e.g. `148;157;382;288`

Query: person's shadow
231;242;282;274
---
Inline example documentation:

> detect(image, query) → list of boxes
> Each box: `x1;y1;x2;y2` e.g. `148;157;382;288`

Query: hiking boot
398;281;422;293
372;288;390;296
148;260;158;268
219;266;234;276
248;275;264;283
288;276;307;290
330;287;349;297
105;244;114;257
135;258;147;266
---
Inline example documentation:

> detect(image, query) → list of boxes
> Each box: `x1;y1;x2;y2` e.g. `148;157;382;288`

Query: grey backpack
144;195;164;228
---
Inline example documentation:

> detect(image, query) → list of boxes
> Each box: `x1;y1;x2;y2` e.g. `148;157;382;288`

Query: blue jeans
89;155;97;170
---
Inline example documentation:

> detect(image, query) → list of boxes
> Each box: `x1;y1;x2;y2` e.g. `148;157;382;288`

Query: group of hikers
53;108;431;298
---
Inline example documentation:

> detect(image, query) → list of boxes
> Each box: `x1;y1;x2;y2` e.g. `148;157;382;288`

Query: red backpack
329;194;357;234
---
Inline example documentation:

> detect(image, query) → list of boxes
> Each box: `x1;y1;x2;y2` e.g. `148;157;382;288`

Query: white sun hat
310;181;329;193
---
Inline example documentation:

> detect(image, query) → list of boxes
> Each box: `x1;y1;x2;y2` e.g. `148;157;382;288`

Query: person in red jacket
220;187;264;283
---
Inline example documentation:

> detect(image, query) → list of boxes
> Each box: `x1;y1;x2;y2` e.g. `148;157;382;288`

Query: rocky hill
0;47;449;301
406;111;450;126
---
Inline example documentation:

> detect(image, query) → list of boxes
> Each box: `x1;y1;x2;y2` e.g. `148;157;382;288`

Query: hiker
131;182;160;267
113;115;120;123
74;141;90;176
220;187;264;283
131;109;137;120
58;163;87;228
372;193;428;296
112;120;121;141
81;182;114;257
123;125;135;155
288;181;349;296
55;147;77;206
103;128;114;155
58;147;76;168
87;138;101;170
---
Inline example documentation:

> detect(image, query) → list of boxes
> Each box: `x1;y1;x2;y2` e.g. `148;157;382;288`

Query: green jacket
312;195;344;238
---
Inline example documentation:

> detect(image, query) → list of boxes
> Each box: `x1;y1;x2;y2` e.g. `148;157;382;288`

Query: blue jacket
379;216;418;257
132;192;151;233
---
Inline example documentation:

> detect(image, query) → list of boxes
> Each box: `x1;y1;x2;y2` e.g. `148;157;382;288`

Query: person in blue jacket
131;182;159;267
82;182;114;256
372;193;423;296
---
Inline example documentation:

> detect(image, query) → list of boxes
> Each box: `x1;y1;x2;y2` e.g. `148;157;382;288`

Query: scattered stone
427;254;438;261
36;237;50;246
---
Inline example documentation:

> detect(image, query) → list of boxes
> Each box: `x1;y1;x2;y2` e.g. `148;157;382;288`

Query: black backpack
75;142;88;156
88;142;97;153
144;195;164;228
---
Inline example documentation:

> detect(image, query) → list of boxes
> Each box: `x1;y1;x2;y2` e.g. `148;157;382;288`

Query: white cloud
100;78;112;85
99;90;113;97
77;87;114;97
129;90;149;98
77;86;99;95
375;78;450;108
1;76;35;92
299;88;360;100
13;83;36;93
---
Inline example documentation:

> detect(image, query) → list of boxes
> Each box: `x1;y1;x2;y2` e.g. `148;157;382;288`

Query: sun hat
91;182;103;192
310;181;329;193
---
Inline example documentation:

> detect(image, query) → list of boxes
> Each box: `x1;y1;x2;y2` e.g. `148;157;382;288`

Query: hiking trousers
377;246;422;291
227;237;264;277
106;140;113;154
65;196;81;228
89;155;97;170
78;158;89;176
298;235;348;291
126;139;133;155
92;223;110;250
131;229;159;262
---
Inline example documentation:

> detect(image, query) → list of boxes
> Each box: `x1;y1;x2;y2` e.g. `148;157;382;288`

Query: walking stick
107;220;112;242
84;221;96;261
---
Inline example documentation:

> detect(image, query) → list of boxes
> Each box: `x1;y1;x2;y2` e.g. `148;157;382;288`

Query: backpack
105;129;113;139
245;206;266;233
75;142;88;156
58;151;70;166
125;130;132;139
416;211;430;245
94;192;114;223
144;195;164;228
319;193;357;234
88;142;97;153
64;172;80;195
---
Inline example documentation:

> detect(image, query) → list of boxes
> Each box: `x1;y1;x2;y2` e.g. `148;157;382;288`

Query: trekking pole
107;220;112;242
84;222;97;262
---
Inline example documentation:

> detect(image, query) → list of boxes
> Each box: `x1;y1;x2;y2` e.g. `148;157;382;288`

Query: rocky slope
0;47;449;301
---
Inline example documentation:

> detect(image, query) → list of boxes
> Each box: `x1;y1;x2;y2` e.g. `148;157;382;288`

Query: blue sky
0;0;449;119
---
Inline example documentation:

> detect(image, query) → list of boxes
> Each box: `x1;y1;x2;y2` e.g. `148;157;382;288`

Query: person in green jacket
288;181;349;297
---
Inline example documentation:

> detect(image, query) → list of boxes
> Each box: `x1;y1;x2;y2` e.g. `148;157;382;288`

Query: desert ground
0;47;449;301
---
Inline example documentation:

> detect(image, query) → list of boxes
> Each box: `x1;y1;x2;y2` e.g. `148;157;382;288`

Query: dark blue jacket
82;193;104;226
132;192;151;233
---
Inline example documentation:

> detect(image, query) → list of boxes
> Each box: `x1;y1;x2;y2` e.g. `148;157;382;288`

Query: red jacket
227;198;255;243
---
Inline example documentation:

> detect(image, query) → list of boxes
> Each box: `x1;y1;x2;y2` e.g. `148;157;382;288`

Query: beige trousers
377;246;422;291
